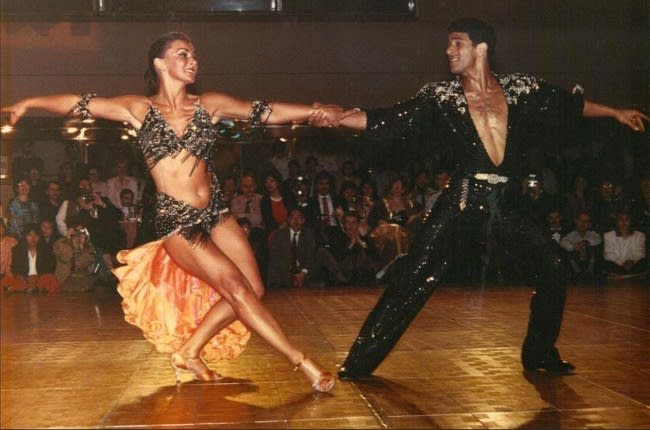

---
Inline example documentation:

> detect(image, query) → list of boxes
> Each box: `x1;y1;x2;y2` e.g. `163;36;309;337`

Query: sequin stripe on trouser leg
496;209;569;367
341;194;462;376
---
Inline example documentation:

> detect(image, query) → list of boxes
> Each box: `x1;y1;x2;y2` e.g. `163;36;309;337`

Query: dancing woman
3;32;335;392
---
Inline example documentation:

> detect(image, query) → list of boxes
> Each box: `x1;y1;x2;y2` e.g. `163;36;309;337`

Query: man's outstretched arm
583;100;649;132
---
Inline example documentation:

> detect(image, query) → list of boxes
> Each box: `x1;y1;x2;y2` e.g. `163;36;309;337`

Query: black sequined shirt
366;73;584;182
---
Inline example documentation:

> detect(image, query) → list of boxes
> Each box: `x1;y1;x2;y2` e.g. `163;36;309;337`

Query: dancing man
313;17;648;379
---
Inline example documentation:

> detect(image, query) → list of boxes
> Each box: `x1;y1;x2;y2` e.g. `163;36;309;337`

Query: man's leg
499;212;574;374
339;199;461;379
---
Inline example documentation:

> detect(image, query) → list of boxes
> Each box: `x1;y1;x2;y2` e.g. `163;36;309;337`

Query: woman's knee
219;272;258;306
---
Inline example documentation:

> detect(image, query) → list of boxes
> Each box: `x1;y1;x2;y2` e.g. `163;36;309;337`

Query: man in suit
267;207;316;288
315;211;380;286
308;171;341;247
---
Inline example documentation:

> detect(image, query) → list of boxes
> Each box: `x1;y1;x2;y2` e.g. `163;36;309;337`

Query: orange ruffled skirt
113;240;250;363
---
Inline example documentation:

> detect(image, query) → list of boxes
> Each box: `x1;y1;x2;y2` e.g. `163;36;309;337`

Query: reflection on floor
1;280;649;429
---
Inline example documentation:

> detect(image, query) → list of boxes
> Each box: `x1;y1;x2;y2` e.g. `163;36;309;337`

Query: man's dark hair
448;17;496;62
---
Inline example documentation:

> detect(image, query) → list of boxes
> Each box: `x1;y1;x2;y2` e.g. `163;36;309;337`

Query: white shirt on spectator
603;230;646;266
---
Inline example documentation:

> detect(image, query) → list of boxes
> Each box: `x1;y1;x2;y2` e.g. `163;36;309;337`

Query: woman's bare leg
170;217;264;358
162;219;303;366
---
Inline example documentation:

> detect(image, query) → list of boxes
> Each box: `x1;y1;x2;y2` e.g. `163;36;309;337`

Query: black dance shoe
526;359;575;375
337;366;372;381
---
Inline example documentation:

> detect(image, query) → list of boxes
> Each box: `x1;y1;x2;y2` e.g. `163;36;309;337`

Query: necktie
245;199;252;213
321;196;330;226
290;232;298;272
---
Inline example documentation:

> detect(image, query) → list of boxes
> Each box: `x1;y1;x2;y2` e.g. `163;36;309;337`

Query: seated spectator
357;178;381;236
53;218;98;293
231;172;266;269
603;212;646;280
87;166;109;198
409;169;436;212
38;181;63;224
315;211;380;286
73;189;125;274
282;159;302;195
375;176;420;229
309;171;342;247
520;174;557;229
118;188;142;249
268;208;317;288
56;177;112;236
39;219;61;254
338;160;361;189
303;155;319;197
546;208;567;244
58;160;81;201
560;212;603;283
592;179;626;233
12;140;44;185
106;159;142;209
7;176;40;238
27;167;48;203
221;175;238;209
0;219;18;293
338;181;359;215
260;170;291;241
630;173;650;279
7;223;59;294
231;173;264;231
429;169;451;209
565;174;593;221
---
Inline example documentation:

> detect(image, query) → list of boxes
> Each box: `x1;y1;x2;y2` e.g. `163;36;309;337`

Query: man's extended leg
338;198;461;379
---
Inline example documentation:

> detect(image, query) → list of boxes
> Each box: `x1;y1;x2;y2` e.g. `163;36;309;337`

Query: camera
81;193;94;204
72;226;89;238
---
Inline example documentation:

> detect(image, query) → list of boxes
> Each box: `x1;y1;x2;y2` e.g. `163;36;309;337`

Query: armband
248;100;273;127
67;93;97;120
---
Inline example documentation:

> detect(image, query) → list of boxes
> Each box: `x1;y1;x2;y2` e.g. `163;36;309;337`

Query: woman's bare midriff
148;152;213;209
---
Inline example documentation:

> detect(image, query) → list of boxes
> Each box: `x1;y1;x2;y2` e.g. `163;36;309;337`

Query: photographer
73;188;125;275
53;216;97;292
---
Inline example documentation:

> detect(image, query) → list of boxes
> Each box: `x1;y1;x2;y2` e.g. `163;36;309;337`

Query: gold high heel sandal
170;352;223;383
294;355;335;393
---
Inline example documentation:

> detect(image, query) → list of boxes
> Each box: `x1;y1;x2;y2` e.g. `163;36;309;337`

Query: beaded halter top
137;103;217;175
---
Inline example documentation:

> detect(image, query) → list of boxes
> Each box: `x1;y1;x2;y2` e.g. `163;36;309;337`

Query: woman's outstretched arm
3;94;146;128
200;92;344;126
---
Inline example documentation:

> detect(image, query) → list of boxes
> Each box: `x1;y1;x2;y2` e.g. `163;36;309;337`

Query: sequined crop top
137;103;217;175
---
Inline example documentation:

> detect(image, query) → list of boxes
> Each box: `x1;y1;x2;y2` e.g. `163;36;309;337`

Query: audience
260;170;291;241
0;219;18;293
106;159;142;209
53;217;98;293
38;181;64;224
309;171;341;246
11;141;44;185
315;211;379;286
39;219;61;254
560;211;603;283
603;211;646;280
267;208;317;288
7;177;40;238
8;223;59;294
87;166;109;198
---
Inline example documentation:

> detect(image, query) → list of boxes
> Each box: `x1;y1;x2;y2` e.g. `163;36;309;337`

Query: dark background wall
2;0;648;109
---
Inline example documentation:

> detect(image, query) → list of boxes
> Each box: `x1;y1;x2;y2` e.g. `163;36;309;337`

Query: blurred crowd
2;135;648;294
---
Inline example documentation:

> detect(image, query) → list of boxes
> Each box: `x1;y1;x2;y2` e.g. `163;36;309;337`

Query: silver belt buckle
486;173;501;184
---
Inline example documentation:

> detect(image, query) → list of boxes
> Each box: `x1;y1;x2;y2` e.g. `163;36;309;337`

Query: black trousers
340;178;569;376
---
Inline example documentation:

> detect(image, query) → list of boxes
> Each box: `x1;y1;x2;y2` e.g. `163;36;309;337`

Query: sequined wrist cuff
67;93;97;120
249;100;272;127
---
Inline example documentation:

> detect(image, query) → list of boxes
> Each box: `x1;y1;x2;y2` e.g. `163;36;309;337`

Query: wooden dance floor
1;280;649;429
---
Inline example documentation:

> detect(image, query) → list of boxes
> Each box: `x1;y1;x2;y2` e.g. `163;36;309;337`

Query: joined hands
309;103;360;127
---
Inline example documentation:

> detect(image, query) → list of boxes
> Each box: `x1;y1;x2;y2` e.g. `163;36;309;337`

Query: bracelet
249;100;273;127
67;93;97;120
